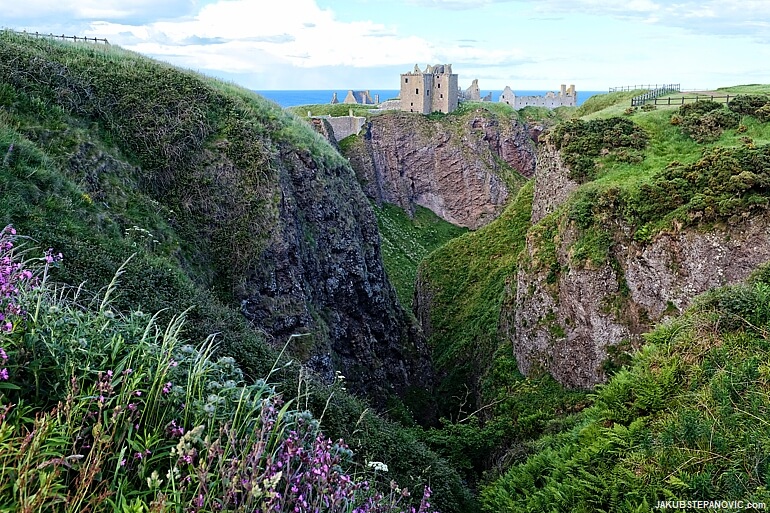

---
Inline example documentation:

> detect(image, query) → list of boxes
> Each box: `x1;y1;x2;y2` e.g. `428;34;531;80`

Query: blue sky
3;0;769;91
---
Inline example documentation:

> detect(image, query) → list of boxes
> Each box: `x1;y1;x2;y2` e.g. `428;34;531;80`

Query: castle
499;84;577;109
399;64;458;114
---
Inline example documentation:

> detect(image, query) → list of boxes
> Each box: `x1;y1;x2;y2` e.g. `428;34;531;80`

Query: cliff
509;121;770;388
343;108;536;229
0;32;430;409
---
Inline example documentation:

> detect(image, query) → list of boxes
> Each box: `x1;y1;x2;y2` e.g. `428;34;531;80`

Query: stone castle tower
400;64;458;114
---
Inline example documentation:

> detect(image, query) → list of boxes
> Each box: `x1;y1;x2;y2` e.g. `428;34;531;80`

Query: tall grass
0;227;439;512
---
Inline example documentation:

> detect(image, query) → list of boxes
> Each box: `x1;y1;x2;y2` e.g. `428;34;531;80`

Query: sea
255;89;607;108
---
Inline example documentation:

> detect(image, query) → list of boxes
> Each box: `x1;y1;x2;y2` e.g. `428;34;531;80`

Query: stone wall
312;114;366;141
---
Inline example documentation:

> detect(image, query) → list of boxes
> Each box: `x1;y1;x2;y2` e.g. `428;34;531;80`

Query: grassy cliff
0;31;475;512
414;85;770;507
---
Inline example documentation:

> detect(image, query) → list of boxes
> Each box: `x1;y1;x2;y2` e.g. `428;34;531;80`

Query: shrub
550;117;648;183
756;104;770;123
678;99;723;117
678;105;740;143
727;94;770;116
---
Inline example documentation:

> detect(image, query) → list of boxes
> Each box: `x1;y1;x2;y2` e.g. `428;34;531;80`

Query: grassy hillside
414;84;770;506
482;268;770;512
373;203;467;308
0;31;475;512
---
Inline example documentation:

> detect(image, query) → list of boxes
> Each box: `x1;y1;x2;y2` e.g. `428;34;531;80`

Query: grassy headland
0;30;475;512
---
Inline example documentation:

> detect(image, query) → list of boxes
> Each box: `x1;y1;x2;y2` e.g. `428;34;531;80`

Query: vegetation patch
0;227;451;513
481;270;770;512
549;117;649;183
672;100;740;143
416;182;587;487
373;203;467;309
0;32;476;512
574;90;645;117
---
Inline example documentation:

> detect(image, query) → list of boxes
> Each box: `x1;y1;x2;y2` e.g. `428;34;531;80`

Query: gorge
4;30;770;512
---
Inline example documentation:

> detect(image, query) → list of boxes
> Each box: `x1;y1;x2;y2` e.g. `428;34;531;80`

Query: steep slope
483;269;770;512
0;31;429;409
509;98;770;388
344;105;536;229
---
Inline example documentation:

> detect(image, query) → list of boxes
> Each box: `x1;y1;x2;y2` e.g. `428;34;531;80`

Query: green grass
373;203;467;309
415;181;588;487
0;232;468;513
287;103;379;118
576;90;646;118
481;270;770;512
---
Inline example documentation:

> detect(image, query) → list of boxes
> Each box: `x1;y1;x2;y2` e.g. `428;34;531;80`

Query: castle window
438;83;441;88
405;78;409;83
416;88;419;94
440;94;443;99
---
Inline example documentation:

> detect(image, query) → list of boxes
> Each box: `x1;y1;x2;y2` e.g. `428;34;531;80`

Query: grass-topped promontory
0;30;476;512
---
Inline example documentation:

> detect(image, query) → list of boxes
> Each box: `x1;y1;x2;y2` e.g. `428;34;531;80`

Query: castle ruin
330;90;379;105
400;64;458;114
499;84;577;109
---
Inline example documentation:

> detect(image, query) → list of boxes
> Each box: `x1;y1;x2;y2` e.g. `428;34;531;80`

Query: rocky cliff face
240;146;432;406
530;140;579;223
345;109;536;229
510;139;770;388
0;35;431;411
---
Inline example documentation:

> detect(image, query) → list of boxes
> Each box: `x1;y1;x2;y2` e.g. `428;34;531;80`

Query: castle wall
499;84;577;110
401;73;432;114
312;115;366;141
400;64;458;114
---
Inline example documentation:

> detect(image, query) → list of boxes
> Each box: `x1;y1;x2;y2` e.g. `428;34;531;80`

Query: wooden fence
10;29;108;44
642;95;734;107
630;84;681;106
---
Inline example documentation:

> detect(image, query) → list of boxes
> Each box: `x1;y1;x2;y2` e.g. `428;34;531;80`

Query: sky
2;0;770;91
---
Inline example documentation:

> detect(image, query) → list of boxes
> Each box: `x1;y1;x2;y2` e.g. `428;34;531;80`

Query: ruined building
330;90;379;105
499;84;577;109
400;64;458;114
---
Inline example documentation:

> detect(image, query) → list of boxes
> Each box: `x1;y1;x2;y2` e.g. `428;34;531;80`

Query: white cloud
3;0;197;24
84;0;528;82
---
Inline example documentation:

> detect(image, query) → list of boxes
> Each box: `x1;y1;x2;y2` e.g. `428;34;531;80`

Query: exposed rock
239;146;433;411
345;110;536;229
530;137;580;223
622;219;770;319
510;140;770;389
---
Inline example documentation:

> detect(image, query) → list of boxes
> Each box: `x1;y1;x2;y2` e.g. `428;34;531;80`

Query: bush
678;99;723;117
756;104;770;123
678;105;740;143
550;117;648;183
727;94;770;116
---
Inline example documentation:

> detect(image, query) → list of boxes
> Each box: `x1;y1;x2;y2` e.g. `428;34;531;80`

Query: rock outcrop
240;145;433;406
344;109;536;229
530;139;579;223
510;138;770;388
